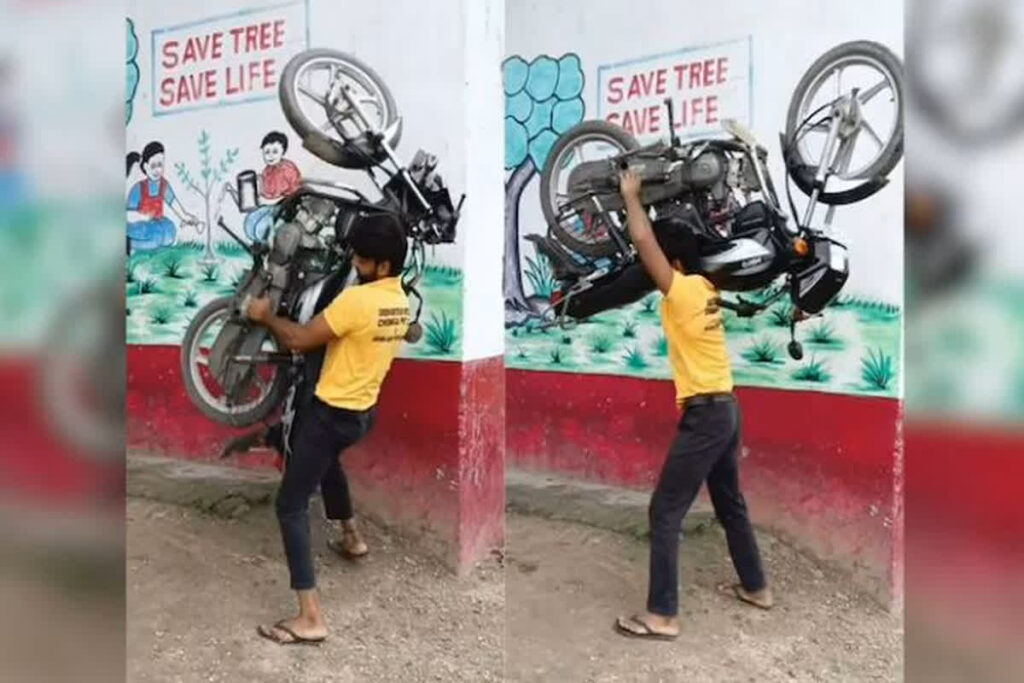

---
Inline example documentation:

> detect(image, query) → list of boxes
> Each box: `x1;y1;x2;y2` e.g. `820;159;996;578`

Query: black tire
906;2;1024;146
38;282;125;460
785;41;904;182
180;297;288;427
540;120;639;258
279;49;401;169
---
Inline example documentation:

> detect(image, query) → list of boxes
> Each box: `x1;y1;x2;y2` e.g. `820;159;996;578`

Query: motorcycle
530;41;904;359
180;49;463;427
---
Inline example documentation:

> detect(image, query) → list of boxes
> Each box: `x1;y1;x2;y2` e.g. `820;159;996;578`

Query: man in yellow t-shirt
613;171;772;643
243;213;410;646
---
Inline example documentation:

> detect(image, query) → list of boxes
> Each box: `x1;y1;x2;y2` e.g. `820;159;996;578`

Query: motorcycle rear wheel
38;281;125;460
279;48;401;169
540;120;639;259
180;297;289;427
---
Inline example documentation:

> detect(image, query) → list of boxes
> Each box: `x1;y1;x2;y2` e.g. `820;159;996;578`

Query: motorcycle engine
295;196;337;235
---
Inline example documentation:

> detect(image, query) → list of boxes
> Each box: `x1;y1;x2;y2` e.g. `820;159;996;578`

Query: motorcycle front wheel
279;48;401;169
180;297;289;427
540;120;639;259
785;40;904;182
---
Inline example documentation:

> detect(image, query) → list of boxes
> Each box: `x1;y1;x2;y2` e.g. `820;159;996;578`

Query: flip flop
327;538;369;560
256;620;326;646
716;582;774;610
613;615;679;641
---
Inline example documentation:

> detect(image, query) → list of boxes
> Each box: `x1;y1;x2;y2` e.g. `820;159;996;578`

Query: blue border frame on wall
149;0;311;118
595;35;754;135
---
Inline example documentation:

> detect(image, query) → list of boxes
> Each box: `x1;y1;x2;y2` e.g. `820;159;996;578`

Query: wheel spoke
298;85;327;106
858;79;890;104
860;118;885;148
195;351;209;367
836;66;844;98
252;372;269;393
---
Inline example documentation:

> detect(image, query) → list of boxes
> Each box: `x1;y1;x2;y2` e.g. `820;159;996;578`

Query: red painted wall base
127;346;504;572
507;369;904;605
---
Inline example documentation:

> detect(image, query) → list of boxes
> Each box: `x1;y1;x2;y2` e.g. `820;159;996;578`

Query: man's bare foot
717;582;774;609
256;615;328;645
327;520;368;559
614;612;680;640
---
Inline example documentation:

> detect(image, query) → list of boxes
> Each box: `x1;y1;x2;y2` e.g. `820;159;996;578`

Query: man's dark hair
653;218;703;274
261;131;289;152
349;213;408;276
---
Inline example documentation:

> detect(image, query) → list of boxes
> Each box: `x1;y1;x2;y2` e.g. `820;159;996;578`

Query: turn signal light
793;238;810;257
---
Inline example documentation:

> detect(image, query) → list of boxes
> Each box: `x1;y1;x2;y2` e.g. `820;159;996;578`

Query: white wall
459;0;507;361
507;0;904;305
128;0;507;361
127;0;468;268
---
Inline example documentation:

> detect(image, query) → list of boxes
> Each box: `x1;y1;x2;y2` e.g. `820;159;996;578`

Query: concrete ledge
506;468;715;539
128;454;278;519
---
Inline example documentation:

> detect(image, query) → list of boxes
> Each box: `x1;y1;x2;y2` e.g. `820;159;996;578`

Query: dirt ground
126;498;504;682
505;515;902;682
128;492;901;682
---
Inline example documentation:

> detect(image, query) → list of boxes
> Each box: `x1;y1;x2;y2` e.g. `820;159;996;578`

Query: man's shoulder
667;273;713;298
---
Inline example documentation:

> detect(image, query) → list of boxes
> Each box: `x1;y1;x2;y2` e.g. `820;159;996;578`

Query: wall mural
503;52;902;398
125;5;463;361
126;18;140;125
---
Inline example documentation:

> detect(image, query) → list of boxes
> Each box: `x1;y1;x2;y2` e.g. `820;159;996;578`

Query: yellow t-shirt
315;277;410;410
660;272;733;406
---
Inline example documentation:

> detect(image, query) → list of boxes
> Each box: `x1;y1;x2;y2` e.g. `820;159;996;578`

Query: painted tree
175;130;239;264
126;19;139;125
503;53;585;317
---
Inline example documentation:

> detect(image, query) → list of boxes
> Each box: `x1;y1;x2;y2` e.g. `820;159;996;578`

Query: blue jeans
276;397;374;590
243;205;275;243
127;217;176;252
647;398;766;616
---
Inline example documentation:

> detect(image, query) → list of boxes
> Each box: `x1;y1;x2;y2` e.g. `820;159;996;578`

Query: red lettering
620;109;635;134
607;76;624;105
637;71;652;97
674;64;687;89
648;105;661;133
248;60;261;90
211;32;224;59
176;76;191;103
703;59;714;86
161;40;179;70
230;26;245;53
606;112;621;126
689;62;701;88
655;68;667;95
159;77;176;106
273;20;286;47
225;65;240;95
706;95;719;124
204;69;217;98
259;21;274;49
263;59;276;89
181;37;199;65
691;96;704;122
245;25;259;52
716;57;728;84
626;74;643;100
